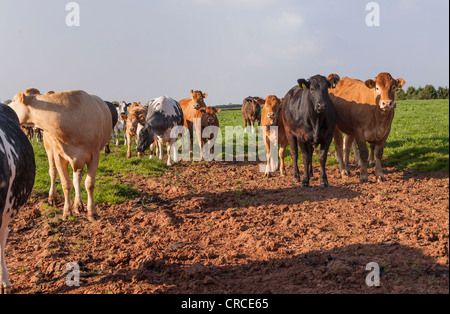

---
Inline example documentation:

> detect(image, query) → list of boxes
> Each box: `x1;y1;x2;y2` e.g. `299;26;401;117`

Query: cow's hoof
340;170;350;177
87;213;98;222
48;198;57;207
73;202;84;214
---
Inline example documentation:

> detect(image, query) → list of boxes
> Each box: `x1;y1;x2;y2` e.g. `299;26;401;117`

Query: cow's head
365;73;405;111
190;90;208;110
136;123;155;154
8;90;37;127
298;75;340;114
263;95;282;122
119;101;130;120
126;104;147;137
199;107;220;126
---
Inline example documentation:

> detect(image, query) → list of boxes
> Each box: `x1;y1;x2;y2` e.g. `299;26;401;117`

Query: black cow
241;97;264;133
278;75;340;187
0;104;36;294
104;101;119;154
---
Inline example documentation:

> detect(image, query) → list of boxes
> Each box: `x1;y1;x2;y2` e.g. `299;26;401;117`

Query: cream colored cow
9;89;112;221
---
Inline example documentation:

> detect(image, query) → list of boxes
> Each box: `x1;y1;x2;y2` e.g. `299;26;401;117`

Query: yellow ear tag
332;83;336;88
368;84;373;89
301;83;307;90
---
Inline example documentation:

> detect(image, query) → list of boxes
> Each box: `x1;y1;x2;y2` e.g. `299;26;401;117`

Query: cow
125;102;147;159
261;95;287;177
113;101;130;146
194;107;221;161
278;75;340;187
104;101;119;154
329;73;406;183
9;89;112;221
242;97;264;133
179;90;208;153
0;104;36;294
136;96;184;166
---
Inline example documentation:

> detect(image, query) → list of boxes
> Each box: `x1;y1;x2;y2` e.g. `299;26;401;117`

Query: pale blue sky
0;0;448;105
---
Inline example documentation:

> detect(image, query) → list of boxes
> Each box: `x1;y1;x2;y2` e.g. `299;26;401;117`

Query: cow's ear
16;91;31;105
328;76;340;89
190;90;195;96
365;79;376;89
298;79;310;90
121;114;127;121
215;108;221;113
396;78;406;90
199;107;207;114
256;98;265;105
202;93;208;99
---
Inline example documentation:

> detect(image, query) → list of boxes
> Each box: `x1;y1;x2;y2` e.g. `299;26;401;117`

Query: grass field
30;99;449;204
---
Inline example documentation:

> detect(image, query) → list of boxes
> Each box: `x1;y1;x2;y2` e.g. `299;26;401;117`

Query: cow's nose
381;100;395;110
208;118;214;123
194;104;201;110
267;113;275;119
316;103;325;112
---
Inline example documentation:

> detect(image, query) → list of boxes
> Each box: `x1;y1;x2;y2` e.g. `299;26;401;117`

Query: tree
437;86;449;99
405;86;417;100
421;85;437;100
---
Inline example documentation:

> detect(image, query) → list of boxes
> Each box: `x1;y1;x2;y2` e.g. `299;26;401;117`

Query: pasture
7;99;449;294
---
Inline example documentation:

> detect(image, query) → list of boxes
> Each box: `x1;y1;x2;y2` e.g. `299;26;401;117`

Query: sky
0;0;449;105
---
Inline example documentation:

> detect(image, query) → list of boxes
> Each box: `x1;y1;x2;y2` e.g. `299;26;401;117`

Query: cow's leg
299;141;313;187
158;140;164;161
54;155;73;219
369;144;376;168
126;132;133;159
263;128;272;177
343;134;354;173
374;143;386;183
0;219;11;294
355;137;369;183
279;141;287;177
72;169;84;215
333;128;348;177
85;153;100;221
167;138;178;166
44;141;58;207
287;135;300;182
318;137;333;188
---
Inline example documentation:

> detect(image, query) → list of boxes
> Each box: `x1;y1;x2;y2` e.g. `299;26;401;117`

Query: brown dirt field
7;161;449;294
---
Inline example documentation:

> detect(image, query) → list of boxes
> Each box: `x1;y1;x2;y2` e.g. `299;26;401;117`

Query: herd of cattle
0;72;405;293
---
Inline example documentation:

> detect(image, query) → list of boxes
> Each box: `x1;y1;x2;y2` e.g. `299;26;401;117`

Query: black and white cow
278;75;340;188
0;104;36;294
136;96;184;166
113;101;130;146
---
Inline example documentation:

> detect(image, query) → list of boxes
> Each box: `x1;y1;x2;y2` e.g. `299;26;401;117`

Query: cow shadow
50;242;449;294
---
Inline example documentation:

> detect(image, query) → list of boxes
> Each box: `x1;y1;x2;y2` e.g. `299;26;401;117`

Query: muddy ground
7;161;449;294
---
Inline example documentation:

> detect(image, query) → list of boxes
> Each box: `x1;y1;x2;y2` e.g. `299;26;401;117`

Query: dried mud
7;161;449;294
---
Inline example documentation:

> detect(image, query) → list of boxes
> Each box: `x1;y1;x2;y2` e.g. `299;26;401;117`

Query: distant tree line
396;85;449;100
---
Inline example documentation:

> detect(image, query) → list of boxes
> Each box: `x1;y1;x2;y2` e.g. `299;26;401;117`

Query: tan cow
179;90;208;153
329;73;406;183
261;95;287;177
194;106;221;161
9;89;112;221
125;102;147;159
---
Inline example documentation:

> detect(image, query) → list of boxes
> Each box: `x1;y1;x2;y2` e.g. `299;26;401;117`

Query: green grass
217;100;449;172
30;99;448;206
384;100;449;172
31;141;167;205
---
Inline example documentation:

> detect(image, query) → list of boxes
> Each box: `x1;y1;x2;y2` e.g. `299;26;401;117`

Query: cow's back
147;96;184;132
0;104;35;226
37;91;112;150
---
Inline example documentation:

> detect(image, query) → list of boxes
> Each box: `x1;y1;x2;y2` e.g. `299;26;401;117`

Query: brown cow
9;89;112;221
329;73;406;183
194;107;221;161
179;90;208;153
261;95;287;177
242;97;264;133
126;102;147;159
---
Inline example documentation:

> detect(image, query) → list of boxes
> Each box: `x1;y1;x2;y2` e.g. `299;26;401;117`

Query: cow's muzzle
380;100;396;111
315;103;326;113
